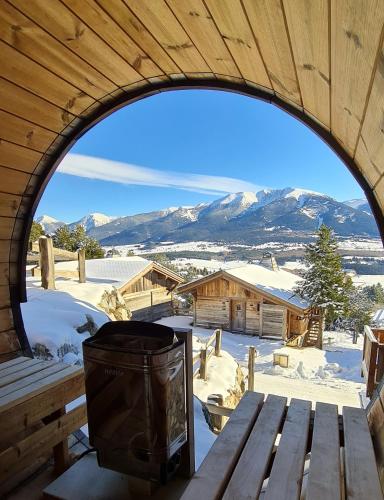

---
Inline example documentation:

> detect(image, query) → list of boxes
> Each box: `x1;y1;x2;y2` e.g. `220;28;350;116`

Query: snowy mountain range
36;188;378;246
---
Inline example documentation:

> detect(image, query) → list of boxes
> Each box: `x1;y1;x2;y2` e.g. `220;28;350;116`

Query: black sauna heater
83;321;187;483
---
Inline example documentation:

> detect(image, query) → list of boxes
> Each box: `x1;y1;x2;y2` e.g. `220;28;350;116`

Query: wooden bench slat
223;394;287;500
343;406;383;500
0;362;69;398
181;391;264;500
0;370;85;446
0;403;87;484
0;365;82;412
0;360;57;388
0;356;31;372
0;358;39;377
264;398;311;500
307;402;341;500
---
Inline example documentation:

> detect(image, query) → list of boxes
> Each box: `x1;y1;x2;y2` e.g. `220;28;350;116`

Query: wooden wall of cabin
122;270;175;294
193;277;306;337
122;273;175;322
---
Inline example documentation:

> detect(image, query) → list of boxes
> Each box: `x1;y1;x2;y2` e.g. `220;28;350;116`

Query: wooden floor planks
307;402;341;500
263;398;311;500
222;394;287;500
343;406;383;500
180;391;264;500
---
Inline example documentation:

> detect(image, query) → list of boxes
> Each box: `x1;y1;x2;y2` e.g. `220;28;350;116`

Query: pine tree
29;221;44;243
53;224;104;259
294;225;351;327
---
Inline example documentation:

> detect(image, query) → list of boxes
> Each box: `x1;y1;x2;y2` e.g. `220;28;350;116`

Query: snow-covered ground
104;237;383;257
156;316;364;409
21;275;111;362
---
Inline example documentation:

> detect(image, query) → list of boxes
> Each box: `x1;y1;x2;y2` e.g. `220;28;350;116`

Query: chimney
260;252;279;271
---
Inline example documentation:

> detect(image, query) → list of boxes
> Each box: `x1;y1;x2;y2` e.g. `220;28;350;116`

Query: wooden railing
362;325;384;398
192;329;222;381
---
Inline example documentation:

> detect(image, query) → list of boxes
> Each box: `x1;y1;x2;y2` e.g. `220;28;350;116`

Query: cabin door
231;300;245;332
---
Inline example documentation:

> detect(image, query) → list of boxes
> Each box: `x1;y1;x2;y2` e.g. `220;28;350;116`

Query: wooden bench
0;356;87;494
182;391;383;500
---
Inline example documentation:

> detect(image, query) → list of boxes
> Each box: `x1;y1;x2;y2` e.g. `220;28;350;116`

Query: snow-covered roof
373;309;384;325
225;265;309;309
54;256;182;288
179;263;309;310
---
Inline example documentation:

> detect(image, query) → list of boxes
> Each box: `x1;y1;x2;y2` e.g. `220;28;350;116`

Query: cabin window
257;303;260;312
236;304;242;311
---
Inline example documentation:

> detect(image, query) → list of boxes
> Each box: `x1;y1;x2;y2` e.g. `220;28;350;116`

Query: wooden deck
0;356;86;495
182;391;383;500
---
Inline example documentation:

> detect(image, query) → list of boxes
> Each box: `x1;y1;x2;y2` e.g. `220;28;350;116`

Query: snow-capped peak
70;213;117;231
283;187;325;201
215;192;258;207
36;215;66;234
37;215;59;224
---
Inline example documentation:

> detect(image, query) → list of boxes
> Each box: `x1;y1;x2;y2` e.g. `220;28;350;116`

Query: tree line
29;221;105;259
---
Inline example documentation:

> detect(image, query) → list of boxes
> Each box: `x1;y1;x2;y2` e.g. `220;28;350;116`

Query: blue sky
37;89;364;222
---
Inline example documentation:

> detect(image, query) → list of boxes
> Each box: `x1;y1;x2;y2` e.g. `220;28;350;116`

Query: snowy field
157;316;365;409
104;237;383;257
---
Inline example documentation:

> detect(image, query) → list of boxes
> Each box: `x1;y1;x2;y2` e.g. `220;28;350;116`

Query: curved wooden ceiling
1;0;384;358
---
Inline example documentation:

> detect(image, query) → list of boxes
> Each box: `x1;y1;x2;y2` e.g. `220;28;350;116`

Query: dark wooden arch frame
13;78;384;355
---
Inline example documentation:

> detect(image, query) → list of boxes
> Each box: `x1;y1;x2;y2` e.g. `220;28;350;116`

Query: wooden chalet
178;259;310;340
50;256;184;322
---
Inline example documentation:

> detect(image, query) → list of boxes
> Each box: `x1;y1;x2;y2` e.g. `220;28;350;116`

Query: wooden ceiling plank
0;0;116;99
0;79;76;132
0;217;16;241
61;0;163;79
242;0;301;105
0;110;56;153
0;140;43;174
0;167;32;196
127;0;211;74
8;0;142;87
204;0;270;88
0;193;21;219
166;0;240;77
331;0;384;155
0;40;94;114
282;0;330;129
355;137;382;188
0;308;14;334
355;37;384;182
96;0;179;74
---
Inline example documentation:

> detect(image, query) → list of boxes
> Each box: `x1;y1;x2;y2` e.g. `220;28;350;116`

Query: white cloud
57;154;264;195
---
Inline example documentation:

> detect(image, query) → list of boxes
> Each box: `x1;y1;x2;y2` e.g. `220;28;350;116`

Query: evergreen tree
294;225;351;327
363;283;384;304
29;221;44;243
345;288;373;334
53;224;105;259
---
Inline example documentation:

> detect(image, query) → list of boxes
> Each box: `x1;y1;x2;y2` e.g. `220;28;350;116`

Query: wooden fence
192;329;222;381
32;237;86;288
362;325;384;398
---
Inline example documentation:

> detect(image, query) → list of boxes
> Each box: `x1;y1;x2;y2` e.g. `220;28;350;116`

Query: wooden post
78;248;86;283
174;327;195;478
200;348;207;381
39;236;55;290
248;346;256;391
207;394;224;431
215;328;222;356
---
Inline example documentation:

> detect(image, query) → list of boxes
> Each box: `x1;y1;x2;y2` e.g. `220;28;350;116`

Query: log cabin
42;256;183;322
177;259;310;340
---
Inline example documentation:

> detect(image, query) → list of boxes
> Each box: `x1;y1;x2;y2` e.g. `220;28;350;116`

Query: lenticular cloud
57;153;264;195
